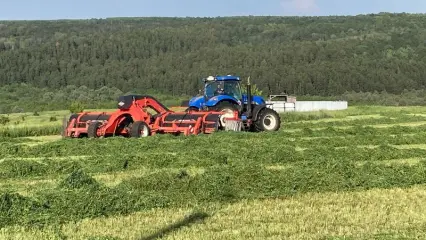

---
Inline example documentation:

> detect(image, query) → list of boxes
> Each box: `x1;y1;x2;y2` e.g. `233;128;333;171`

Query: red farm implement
61;95;227;138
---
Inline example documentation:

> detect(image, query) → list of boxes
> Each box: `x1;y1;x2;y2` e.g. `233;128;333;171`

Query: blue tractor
185;75;281;132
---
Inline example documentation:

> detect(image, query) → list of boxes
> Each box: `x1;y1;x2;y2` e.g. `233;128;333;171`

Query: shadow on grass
139;211;210;240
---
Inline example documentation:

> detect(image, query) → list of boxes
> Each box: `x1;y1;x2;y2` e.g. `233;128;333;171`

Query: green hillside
1;13;426;112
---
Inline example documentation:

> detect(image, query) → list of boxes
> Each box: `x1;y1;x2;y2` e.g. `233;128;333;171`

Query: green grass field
1;105;426;239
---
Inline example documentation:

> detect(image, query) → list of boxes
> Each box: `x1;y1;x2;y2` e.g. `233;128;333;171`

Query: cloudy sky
1;0;425;20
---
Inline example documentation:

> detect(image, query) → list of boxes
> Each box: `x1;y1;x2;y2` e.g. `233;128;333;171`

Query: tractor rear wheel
214;101;239;128
87;121;101;138
254;108;281;132
130;121;151;138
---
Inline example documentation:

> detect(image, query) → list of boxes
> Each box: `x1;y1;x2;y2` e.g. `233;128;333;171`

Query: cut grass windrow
2;141;426;182
2;138;426;183
1;106;426;237
284;114;426;129
2;185;426;240
1;157;426;229
296;132;426;148
0;125;62;138
284;124;426;138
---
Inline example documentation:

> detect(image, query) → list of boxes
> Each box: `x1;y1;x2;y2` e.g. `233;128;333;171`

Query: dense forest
1;13;426;112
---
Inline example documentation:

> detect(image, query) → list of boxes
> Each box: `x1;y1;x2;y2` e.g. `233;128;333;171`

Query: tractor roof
204;75;240;82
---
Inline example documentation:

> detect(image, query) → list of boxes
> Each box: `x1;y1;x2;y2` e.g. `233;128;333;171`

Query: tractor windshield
205;81;242;100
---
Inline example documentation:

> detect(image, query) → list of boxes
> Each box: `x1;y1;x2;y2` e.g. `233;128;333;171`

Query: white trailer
265;94;348;113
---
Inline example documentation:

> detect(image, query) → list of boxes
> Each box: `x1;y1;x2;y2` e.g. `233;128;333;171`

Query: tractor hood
188;96;205;109
205;95;241;107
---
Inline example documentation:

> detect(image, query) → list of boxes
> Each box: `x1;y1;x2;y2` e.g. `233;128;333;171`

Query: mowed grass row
0;110;66;137
1;106;426;239
2;132;426;181
1;185;426;239
1;160;426;229
2;105;426;137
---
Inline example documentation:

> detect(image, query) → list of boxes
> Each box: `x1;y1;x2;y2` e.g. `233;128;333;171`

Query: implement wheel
214;101;239;128
254;108;281;132
88;121;102;138
61;116;69;138
130;121;151;138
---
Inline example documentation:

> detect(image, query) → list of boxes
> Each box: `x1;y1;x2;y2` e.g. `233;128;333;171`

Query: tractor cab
187;75;244;112
203;75;243;101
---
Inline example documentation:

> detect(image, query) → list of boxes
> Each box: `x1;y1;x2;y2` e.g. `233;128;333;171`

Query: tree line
1;13;426;112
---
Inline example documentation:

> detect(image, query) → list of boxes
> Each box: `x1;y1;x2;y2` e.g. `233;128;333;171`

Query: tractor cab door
204;81;223;99
223;81;243;100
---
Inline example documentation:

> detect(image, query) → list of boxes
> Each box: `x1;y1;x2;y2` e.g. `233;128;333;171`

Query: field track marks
24;135;62;141
393;144;426;150
0;166;207;195
93;167;206;187
0;178;56;197
284;120;426;133
372;120;426;128
356;157;424;167
286;114;385;124
407;113;426;117
332;144;426;151
298;133;418;140
18;135;62;146
262;157;424;170
0;155;90;162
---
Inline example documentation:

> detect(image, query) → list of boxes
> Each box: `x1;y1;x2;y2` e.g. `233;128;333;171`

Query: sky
1;0;426;20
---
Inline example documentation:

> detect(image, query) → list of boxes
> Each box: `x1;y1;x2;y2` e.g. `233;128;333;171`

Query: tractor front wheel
254;108;281;132
130;121;151;138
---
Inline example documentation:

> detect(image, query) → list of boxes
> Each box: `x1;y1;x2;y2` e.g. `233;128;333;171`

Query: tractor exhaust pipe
246;76;252;118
